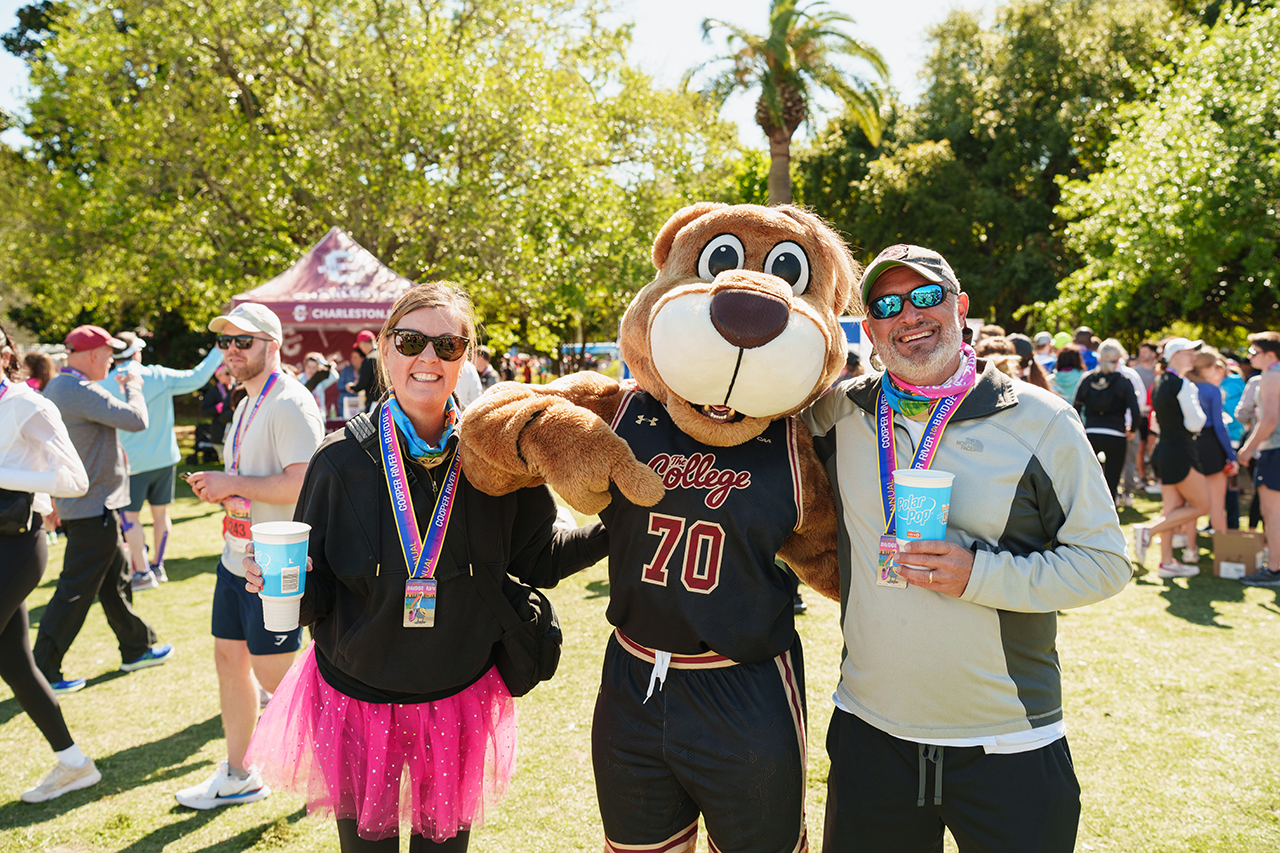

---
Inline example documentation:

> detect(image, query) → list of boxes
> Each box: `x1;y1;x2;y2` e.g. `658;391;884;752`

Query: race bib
222;495;252;543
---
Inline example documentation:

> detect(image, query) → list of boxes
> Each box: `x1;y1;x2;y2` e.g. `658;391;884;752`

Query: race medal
877;534;908;588
222;495;252;541
404;579;437;628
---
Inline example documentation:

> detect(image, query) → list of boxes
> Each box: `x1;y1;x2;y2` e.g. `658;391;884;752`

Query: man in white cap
180;303;323;809
803;244;1130;853
103;331;224;590
37;326;173;694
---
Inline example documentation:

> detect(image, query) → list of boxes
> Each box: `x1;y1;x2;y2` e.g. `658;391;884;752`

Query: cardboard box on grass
1213;530;1266;579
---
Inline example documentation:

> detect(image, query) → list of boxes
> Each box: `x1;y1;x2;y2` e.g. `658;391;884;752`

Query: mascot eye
697;234;746;281
765;242;810;295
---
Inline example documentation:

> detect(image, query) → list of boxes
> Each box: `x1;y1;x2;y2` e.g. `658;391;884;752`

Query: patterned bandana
882;343;978;417
387;394;459;466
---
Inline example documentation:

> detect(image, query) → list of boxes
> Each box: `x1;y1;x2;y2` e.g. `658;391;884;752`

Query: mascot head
619;203;861;446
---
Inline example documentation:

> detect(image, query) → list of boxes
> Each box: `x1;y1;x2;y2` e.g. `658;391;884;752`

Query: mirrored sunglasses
390;330;469;362
868;283;955;320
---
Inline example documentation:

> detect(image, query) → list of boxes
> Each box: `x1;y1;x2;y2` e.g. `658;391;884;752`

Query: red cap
356;330;377;343
65;325;125;353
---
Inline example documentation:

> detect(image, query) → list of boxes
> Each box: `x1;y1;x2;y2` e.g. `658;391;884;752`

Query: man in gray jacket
36;325;173;694
803;245;1131;853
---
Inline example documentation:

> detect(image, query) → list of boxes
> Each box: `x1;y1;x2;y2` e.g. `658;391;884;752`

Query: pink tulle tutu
245;643;517;841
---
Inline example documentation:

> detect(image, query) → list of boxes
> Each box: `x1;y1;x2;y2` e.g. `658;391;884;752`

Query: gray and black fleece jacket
801;360;1131;741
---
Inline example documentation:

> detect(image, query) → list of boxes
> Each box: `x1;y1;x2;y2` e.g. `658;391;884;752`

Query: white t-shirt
220;373;324;573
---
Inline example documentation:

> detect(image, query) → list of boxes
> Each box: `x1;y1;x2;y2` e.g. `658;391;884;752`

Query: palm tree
692;0;889;205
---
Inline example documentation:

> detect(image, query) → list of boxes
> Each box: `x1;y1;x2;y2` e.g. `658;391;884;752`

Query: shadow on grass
0;715;226;832
1157;575;1248;627
584;579;610;599
120;805;308;853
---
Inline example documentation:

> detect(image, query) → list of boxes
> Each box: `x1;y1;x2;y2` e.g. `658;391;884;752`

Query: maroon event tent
230;227;416;416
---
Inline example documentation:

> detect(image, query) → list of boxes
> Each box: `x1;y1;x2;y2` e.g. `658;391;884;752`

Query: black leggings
0;517;73;751
1087;433;1128;499
336;821;470;852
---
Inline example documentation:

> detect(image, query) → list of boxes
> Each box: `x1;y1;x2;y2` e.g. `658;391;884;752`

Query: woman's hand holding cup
242;541;313;595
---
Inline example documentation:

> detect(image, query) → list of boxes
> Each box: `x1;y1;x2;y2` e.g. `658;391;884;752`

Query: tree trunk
767;131;793;206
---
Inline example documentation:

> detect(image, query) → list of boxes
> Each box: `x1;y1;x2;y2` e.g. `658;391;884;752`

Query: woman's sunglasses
390;329;469;362
215;334;272;350
868;283;957;320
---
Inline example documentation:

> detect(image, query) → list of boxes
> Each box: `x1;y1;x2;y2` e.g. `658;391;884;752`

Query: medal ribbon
0;377;9;403
380;397;461;580
228;371;280;474
876;386;970;536
60;367;90;382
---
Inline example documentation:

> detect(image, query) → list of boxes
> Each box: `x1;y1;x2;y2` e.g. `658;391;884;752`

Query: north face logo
956;438;984;453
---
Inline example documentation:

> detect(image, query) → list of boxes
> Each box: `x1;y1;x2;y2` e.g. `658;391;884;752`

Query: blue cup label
255;540;307;598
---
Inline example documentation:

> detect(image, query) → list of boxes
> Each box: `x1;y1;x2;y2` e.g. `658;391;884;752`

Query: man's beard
872;318;963;386
228;344;268;382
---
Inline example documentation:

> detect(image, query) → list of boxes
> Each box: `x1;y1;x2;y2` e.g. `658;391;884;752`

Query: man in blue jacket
105;332;222;589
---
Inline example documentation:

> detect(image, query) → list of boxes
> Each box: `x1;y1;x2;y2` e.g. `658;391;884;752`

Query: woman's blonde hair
1096;338;1127;374
376;281;478;392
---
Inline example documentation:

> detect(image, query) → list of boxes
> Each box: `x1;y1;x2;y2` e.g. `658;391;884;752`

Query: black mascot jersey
598;386;804;663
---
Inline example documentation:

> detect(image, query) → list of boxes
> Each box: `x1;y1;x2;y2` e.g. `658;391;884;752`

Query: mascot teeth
700;404;738;423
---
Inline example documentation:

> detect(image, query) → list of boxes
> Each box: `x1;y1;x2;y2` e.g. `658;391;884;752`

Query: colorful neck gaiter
387;394;459;467
882;343;978;417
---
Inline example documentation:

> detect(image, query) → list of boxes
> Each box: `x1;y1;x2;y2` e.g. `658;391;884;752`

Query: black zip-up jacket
296;409;608;702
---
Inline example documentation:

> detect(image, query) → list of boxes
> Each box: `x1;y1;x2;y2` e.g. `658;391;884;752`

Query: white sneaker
1144;482;1163;495
21;757;101;803
1158;561;1200;579
175;762;270;810
1123;493;1134;508
1132;525;1152;565
1171;533;1187;549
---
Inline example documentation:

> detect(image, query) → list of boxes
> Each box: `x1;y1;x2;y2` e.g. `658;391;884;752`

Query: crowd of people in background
969;323;1277;583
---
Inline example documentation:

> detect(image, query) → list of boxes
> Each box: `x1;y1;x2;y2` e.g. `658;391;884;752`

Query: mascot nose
710;289;790;349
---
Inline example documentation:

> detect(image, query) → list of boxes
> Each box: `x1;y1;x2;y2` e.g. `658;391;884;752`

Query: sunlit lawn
2;475;1279;851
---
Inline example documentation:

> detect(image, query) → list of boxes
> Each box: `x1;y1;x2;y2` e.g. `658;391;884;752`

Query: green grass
3;481;1279;851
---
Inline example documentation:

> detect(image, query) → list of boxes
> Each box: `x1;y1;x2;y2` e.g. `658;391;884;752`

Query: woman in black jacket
1073;339;1143;505
243;283;607;852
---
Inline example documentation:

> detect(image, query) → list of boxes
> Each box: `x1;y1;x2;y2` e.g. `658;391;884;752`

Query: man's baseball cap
1007;333;1034;359
115;331;147;360
859;244;960;304
1162;337;1203;359
1052;331;1072;349
356;330;377;344
1033;331;1053;347
209;303;283;342
65;325;126;353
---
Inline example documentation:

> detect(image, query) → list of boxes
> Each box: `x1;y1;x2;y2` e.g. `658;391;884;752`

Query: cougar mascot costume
460;203;859;853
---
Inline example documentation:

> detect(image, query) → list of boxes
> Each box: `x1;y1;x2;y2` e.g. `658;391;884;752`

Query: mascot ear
652;202;728;270
776;205;862;317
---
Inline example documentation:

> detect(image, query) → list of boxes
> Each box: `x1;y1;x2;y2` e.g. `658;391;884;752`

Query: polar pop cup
892;469;954;555
251;521;311;631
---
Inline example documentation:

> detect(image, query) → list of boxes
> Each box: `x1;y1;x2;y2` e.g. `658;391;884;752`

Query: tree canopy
0;0;741;356
795;0;1184;329
1043;6;1280;334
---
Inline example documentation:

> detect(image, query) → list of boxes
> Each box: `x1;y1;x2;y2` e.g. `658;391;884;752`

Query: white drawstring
643;651;672;703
